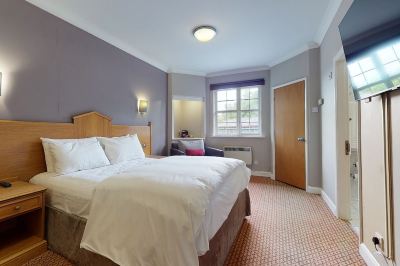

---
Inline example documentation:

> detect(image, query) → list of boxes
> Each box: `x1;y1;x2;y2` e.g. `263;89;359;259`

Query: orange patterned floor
25;177;365;266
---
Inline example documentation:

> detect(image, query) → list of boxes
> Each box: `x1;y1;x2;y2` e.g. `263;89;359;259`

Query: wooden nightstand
0;181;47;266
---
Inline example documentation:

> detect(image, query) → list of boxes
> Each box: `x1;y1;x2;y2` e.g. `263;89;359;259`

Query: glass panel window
352;74;367;89
217;90;227;101
349;57;380;89
394;43;400;58
214;86;261;137
348;62;362;77
384;60;400;77
359;57;375;72
363;69;381;84
377;42;400;78
377;47;397;64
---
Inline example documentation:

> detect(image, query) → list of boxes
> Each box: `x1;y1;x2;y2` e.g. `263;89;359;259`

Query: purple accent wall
0;0;167;154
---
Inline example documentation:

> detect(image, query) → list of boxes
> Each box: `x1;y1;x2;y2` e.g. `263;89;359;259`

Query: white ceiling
27;0;342;76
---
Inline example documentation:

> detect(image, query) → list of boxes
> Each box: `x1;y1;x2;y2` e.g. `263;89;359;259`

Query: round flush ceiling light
193;26;217;42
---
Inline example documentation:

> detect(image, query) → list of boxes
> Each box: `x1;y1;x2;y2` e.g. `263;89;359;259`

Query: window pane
352;74;367;88
217;122;226;129
250;111;259;122
217;122;238;136
217;101;226;111
359;57;375;72
348;63;362;77
241;111;250;122
241;99;250;110
364;69;381;84
250;99;259;110
384;61;400;77
240;122;259;135
394;43;400;58
249;88;258;99
217;90;226;101
241;88;250;99
226;111;237;123
378;47;397;64
217;112;226;123
226;100;237;110
227;89;236;100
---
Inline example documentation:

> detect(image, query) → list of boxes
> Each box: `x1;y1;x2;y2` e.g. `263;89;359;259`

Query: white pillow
46;139;110;175
97;134;145;164
41;137;109;173
178;139;205;152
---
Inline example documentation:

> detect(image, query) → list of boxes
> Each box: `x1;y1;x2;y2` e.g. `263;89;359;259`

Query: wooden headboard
0;112;152;182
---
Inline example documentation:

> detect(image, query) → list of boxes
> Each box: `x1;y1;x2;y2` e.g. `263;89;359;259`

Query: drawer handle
14;206;21;210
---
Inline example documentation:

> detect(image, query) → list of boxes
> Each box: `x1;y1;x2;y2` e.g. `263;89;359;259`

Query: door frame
271;77;309;191
334;49;351;221
334;48;363;237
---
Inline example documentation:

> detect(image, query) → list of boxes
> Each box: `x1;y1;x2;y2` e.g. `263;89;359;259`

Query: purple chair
170;142;224;157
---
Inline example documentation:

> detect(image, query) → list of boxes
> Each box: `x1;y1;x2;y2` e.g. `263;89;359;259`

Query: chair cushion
185;149;205;156
178;139;205;152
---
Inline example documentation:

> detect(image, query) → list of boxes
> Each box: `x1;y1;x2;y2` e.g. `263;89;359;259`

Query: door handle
297;136;305;142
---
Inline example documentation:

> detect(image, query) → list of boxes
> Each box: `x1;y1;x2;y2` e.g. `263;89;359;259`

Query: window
213;86;261;137
348;39;400;99
377;42;400;77
348;57;381;89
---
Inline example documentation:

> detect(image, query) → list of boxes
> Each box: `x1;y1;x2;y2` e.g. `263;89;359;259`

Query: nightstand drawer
0;194;42;221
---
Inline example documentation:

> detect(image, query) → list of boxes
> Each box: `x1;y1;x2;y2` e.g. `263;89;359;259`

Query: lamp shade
138;99;148;113
193;26;216;42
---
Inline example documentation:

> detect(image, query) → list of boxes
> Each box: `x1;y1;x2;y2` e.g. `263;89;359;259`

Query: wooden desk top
0;181;46;202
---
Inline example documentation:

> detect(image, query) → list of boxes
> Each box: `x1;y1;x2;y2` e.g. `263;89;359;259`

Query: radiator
223;146;252;165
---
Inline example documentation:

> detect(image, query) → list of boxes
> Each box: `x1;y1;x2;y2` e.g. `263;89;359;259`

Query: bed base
46;189;250;266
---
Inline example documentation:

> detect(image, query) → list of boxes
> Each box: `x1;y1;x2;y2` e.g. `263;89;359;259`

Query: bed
0;112;251;266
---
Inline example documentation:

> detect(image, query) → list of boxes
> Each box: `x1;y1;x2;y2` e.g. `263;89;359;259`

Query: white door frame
334;48;351;221
271;77;310;191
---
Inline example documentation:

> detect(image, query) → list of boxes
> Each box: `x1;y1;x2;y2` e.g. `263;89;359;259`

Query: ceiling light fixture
193;26;217;42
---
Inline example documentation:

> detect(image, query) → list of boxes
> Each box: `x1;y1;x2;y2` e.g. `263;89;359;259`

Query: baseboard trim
251;171;273;178
321;190;337;216
359;243;379;266
306;186;321;194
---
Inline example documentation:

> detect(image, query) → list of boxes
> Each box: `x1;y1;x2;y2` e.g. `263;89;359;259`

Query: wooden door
274;80;305;189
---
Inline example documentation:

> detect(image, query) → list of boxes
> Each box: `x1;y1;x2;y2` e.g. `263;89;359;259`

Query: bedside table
0;181;47;266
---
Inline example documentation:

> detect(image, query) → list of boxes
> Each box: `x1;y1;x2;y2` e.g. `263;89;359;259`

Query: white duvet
80;156;250;266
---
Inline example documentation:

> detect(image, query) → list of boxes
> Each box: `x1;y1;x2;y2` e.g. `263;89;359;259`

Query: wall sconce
138;99;148;114
0;72;2;96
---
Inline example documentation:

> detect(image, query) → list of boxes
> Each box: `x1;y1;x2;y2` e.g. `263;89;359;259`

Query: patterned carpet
225;177;365;266
24;177;365;266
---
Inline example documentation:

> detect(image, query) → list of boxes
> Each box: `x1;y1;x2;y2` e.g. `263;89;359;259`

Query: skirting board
251;171;273;178
359;244;379;266
321;190;337;216
306;186;321;194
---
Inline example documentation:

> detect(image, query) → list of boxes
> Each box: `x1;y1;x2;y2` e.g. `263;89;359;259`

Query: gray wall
206;70;272;172
168;73;206;99
270;48;322;188
320;0;353;204
0;0;168;154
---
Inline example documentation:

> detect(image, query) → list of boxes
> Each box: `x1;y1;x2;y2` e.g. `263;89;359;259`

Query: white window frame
212;85;263;137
